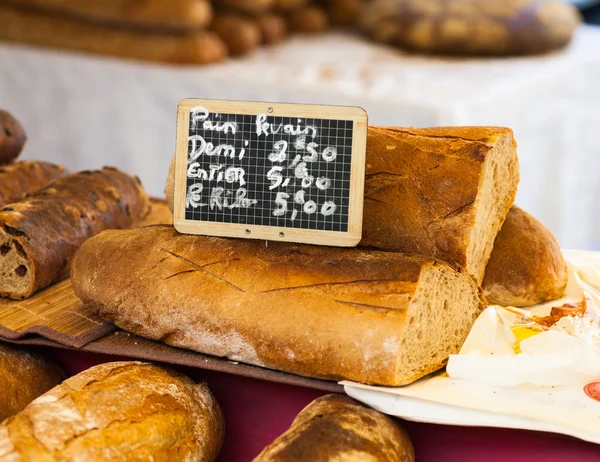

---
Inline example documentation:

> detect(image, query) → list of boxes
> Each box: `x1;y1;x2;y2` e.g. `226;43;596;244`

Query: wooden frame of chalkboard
173;98;368;246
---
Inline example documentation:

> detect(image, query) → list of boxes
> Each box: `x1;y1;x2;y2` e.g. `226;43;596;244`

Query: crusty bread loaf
0;4;226;65
0;110;26;166
0;343;64;421
257;13;288;45
254;394;414;462
317;0;361;26
359;0;581;56
0;361;224;461
0;167;150;299
363;126;519;283
288;5;329;34
71;225;486;386
0;161;67;208
6;0;213;30
483;205;568;307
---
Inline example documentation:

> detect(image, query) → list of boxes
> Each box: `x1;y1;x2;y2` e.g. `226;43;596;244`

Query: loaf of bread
317;0;361;26
0;110;26;166
483;205;568;307
359;0;580;56
254;394;414;461
0;361;224;461
7;0;213;30
0;5;226;65
211;13;262;55
217;0;276;14
363;126;519;283
0;161;67;208
0;343;64;421
0;167;150;299
256;13;288;45
72;225;486;386
287;5;329;34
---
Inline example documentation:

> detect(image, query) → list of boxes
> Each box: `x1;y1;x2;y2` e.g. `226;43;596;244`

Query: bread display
0;343;64;421
363;126;519;283
483;205;568;307
0;110;26;166
6;0;214;30
0;167;150;299
254;394;414;461
359;0;581;56
0;161;67;208
0;361;224;461
0;4;227;65
71;225;485;386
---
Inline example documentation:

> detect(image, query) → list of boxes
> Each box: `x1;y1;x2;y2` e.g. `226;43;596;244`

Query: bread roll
211;13;262;55
0;362;224;461
71;225;486;386
8;0;213;30
0;161;67;208
254;394;414;461
0;167;150;299
0;343;64;421
363;126;519;283
483;205;568;307
217;0;276;14
318;0;361;26
0;5;226;65
257;13;289;45
359;0;580;56
0;110;26;165
288;5;329;34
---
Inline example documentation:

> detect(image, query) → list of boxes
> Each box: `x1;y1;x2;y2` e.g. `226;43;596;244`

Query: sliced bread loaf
71;225;486;386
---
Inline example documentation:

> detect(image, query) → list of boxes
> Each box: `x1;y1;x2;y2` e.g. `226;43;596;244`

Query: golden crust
483;206;568;307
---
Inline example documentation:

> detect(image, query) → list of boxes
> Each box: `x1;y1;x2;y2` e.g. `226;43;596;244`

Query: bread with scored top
0;161;67;209
71;225;486;386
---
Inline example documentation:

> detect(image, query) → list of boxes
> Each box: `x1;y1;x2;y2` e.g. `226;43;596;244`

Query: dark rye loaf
71;225;486;386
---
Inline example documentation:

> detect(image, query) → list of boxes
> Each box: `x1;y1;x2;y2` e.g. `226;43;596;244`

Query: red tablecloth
48;349;600;462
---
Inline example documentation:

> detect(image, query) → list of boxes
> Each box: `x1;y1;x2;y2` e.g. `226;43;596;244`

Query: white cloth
0;26;598;248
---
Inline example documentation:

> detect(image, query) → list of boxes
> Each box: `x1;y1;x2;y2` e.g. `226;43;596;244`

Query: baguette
359;0;580;56
483;205;568;307
0;167;150;299
0;110;26;165
0;362;224;461
0;4;226;65
254;394;414;462
6;0;213;30
0;343;64;421
71;225;486;386
0;160;67;208
363;126;519;283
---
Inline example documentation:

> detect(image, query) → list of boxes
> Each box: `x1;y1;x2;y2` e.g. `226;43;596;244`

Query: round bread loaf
0;362;224;461
359;0;581;56
254;394;414;461
483;205;568;307
0;342;64;421
0;110;26;165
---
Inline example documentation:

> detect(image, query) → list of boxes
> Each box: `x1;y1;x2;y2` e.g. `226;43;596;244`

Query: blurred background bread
0;110;26;166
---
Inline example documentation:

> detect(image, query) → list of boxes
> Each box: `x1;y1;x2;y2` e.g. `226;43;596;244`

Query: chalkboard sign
173;99;367;246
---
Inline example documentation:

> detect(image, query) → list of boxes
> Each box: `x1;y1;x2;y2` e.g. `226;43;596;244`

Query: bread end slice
0;227;34;299
467;130;519;283
395;262;485;385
